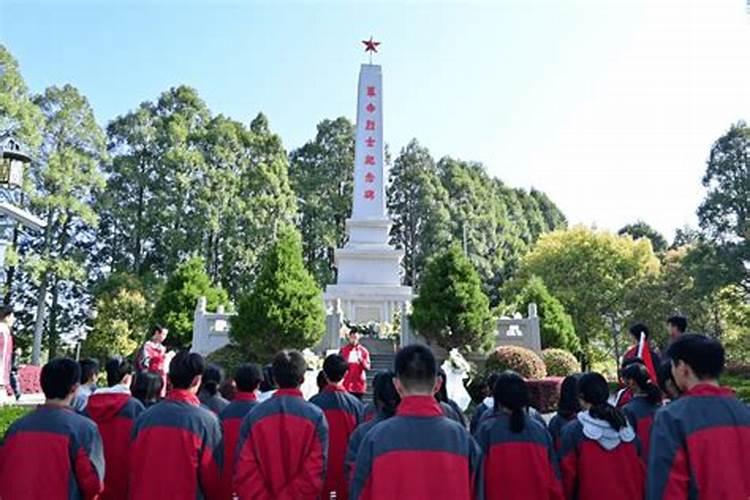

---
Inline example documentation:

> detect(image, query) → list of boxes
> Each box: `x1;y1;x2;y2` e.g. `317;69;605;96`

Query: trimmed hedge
0;406;29;436
527;377;563;413
486;345;547;379
541;349;580;377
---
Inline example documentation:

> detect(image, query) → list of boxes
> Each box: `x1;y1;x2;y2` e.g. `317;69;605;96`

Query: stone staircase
359;338;397;402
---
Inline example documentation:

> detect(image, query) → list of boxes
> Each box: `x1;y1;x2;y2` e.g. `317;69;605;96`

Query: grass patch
722;374;750;403
0;406;30;436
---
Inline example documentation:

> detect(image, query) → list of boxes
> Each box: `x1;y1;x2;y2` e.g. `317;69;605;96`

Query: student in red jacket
310;353;364;500
621;362;660;462
559;372;643;500
234;350;329;500
85;356;144;500
351;344;481;500
647;334;750;499
129;351;223;499
0;358;104;500
547;374;582;451
476;371;563;500
340;328;370;399
219;363;262;500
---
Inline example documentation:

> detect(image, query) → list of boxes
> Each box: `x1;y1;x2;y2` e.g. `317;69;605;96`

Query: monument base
323;284;412;324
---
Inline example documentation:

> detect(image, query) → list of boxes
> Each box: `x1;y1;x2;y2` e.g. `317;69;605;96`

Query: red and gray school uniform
310;384;364;500
470;398;493;434
475;411;563;500
350;395;481;500
218;392;258;500
233;388;329;500
85;386;145;500
129;389;223;500
362;402;377;422
547;412;577;451
345;413;389;483
475;402;547;435
0;404;105;500
558;411;644;500
622;395;658;463
646;384;750;500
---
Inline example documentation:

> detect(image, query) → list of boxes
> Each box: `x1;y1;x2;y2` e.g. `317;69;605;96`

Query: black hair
622;362;661;405
557;373;582;419
168;351;206;389
620;356;644;370
271;350;307;389
79;358;99;385
323;354;349;383
667;316;687;334
105;356;133;387
0;305;14;320
628;323;650;340
666;334;725;380
259;364;276;392
657;360;679;397
394;344;437;393
436;368;449;403
316;370;327;392
486;372;501;393
41;358;80;400
578;372;627;431
200;364;224;396
373;370;400;417
151;324;165;336
234;363;262;393
132;371;162;405
493;371;529;433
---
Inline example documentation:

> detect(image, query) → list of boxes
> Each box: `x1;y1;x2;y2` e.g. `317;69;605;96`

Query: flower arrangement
301;348;323;372
444;348;472;374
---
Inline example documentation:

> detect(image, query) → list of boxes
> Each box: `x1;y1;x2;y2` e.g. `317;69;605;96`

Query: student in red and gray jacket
350;344;481;500
310;353;365;500
621;362;660;463
218;363;262;500
234;350;329;500
647;334;750;499
0;358;105;500
547;374;582;451
129;351;223;500
85;356;145;500
476;371;563;500
558;372;644;500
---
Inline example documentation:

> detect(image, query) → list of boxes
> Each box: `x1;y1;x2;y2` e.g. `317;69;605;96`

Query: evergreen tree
411;244;494;351
514;276;580;353
618;221;668;253
231;226;325;360
0;44;43;148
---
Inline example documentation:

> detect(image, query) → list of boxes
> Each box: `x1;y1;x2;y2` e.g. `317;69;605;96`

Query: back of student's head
316;370;327;392
132;371;162;403
234;363;262;393
558;373;582;418
200;364;224;396
373;371;400;417
667;315;687;334
486;372;501;395
105;356;133;387
666;333;724;380
394;344;437;394
260;364;275;392
657;360;680;399
435;368;449;402
169;351;206;390
272;350;307;389
578;372;627;431
622;362;660;405
323;354;349;383
79;358;99;385
42;358;81;400
628;323;650;341
493;371;529;433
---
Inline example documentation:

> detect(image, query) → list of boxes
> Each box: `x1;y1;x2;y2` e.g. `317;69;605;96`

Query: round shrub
486;345;547;379
205;344;255;377
542;348;580;377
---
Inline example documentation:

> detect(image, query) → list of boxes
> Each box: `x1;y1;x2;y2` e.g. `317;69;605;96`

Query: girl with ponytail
198;363;229;414
622;362;661;460
558;372;644;500
475;371;562;499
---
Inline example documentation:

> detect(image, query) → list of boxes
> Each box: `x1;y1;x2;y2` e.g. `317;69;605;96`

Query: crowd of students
0;331;748;499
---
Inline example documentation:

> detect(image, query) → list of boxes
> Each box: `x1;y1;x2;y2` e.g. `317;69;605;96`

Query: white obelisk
324;40;412;326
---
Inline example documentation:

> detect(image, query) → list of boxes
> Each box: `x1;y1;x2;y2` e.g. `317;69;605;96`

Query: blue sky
2;0;749;239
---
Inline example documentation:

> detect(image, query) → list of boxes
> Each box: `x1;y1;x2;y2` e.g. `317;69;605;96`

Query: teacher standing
339;328;370;400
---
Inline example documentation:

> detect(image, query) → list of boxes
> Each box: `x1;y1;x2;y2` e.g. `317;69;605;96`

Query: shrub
0;406;29;436
514;276;580;353
541;348;580;377
17;365;41;394
486;345;547;379
205;344;256;377
527;377;563;413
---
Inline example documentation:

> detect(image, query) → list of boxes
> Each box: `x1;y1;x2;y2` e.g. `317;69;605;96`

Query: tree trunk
31;273;48;366
47;278;61;359
3;223;19;304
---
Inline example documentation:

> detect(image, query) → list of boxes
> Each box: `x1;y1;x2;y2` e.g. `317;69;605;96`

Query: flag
637;332;657;382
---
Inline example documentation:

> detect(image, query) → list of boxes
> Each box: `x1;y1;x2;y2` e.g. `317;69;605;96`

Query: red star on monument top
362;37;381;53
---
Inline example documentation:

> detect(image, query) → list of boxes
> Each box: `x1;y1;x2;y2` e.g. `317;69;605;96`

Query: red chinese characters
365;155;376;165
364;190;375;200
365;120;376;131
366;103;376;113
367;86;377;97
365;137;376;148
365;172;376;183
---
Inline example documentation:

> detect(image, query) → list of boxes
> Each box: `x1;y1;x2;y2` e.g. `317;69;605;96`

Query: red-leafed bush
542;348;580;377
17;365;41;394
486;345;547;379
527;377;563;413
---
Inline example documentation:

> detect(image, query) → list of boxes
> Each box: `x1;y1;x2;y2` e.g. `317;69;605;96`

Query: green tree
411;244;494;351
514;276;580;353
0;45;43;149
520;227;660;368
618;221;668;253
152;256;229;348
289;117;355;285
231;226;325;360
28;84;107;363
697;121;750;295
387;139;451;287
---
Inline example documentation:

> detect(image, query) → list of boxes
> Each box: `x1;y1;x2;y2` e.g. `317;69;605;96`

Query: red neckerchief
274;388;304;399
684;383;735;398
396;395;443;417
233;391;257;402
166;389;200;406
